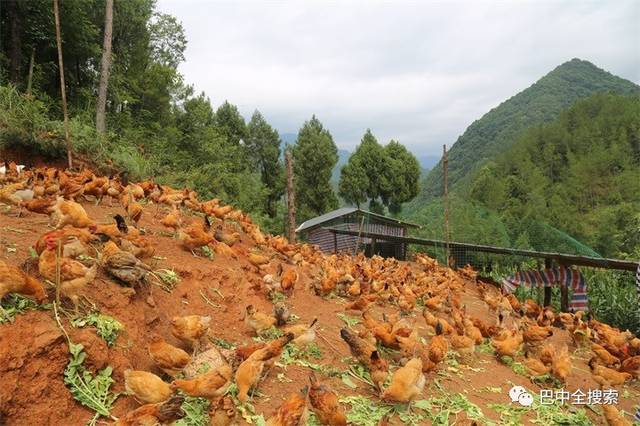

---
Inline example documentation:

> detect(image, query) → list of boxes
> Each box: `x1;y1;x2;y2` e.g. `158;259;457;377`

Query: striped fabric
502;266;588;311
636;263;640;303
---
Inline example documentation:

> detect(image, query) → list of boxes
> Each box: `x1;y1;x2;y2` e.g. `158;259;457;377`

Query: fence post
543;258;552;307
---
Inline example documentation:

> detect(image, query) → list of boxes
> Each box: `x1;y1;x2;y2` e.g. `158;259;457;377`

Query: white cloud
157;0;640;156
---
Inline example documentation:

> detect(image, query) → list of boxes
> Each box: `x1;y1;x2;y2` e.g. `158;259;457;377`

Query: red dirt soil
0;181;638;425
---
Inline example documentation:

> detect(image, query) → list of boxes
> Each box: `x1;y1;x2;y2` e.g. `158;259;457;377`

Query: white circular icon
509;385;533;406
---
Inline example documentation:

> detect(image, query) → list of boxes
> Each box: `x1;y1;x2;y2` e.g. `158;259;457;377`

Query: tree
339;130;420;213
293;115;339;220
95;0;114;134
338;156;368;207
246;110;284;217
214;101;247;146
382;140;420;214
6;0;22;85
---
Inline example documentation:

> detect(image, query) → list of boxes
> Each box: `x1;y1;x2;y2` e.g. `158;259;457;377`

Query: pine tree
293;115;339;220
246;110;284;217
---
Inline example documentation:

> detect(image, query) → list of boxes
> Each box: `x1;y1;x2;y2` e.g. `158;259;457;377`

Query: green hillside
409;59;640;208
409;93;640;259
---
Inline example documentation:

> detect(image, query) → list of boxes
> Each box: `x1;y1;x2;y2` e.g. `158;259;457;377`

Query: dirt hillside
0;167;638;426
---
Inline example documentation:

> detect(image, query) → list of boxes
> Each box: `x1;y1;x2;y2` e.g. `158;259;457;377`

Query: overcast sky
157;0;639;157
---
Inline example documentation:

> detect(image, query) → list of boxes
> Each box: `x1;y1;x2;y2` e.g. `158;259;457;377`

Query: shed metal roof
295;207;420;233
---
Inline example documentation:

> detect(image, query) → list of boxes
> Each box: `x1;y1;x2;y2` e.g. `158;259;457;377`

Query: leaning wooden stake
55;238;62;306
443;144;450;266
53;0;73;169
285;149;296;243
26;47;35;96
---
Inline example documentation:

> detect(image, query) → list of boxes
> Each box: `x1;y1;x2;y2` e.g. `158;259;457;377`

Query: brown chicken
178;217;213;253
308;373;347;426
589;358;632;387
161;207;182;235
381;358;426;403
148;335;191;377
171;364;232;399
491;330;523;358
101;241;151;286
209;396;236;426
601;404;633;426
279;266;299;294
38;236;98;311
265;388;308;426
235;354;266;402
427;322;449;364
214;224;240;246
540;343;556;366
523;351;551;376
50;197;96;230
170;315;211;352
0;259;47;303
235;342;267;362
523;324;553;347
34;228;98;255
115;394;185;426
340;328;376;367
124;370;173;404
22;197;56;215
369;350;389;393
619;355;640;378
591;343;621;367
551;344;572;382
245;304;277;334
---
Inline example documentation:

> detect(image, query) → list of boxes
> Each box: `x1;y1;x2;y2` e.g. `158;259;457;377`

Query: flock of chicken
1;160;639;426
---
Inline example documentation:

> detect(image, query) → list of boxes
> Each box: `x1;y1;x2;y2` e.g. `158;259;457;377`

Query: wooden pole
53;0;73;169
285;149;296;243
543;258;552;307
26;47;35;96
95;0;114;134
443;144;450;266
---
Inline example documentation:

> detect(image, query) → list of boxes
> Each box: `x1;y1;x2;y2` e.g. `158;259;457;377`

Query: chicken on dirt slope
266;388;308;426
114;394;185;426
170;364;232;400
147;335;191;377
170;315;211;353
381;357;426;403
0;259;48;304
101;240;152;286
309;372;347;426
124;370;173;404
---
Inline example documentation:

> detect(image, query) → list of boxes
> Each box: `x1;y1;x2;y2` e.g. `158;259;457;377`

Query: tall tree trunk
95;0;114;134
53;0;73;169
285;150;296;242
7;0;22;85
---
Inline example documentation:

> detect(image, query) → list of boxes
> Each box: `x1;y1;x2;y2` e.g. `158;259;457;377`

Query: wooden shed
295;207;420;260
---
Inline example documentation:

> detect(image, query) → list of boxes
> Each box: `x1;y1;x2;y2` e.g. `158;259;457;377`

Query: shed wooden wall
303;214;407;258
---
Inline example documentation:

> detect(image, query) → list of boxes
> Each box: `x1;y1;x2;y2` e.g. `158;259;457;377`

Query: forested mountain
411;59;640;207
409;93;640;259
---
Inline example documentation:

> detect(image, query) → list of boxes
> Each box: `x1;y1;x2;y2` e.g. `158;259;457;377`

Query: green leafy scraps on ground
489;391;593;426
336;312;361;328
278;342;324;370
0;294;51;324
268;291;287;303
211;337;235;349
71;312;124;346
307;412;323;426
477;339;495;354
340;396;426;426
254;326;284;341
63;343;118;426
174;395;210;426
154;268;180;290
200;245;214;259
500;356;527;376
419;393;486;425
